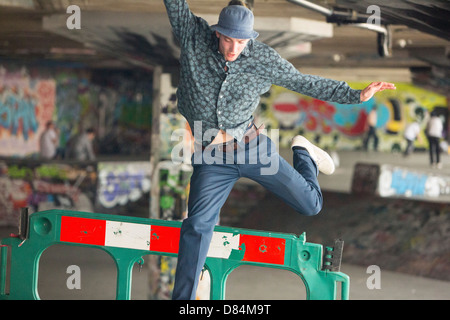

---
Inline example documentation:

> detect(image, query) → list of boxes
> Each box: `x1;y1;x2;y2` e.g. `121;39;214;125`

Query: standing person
65;128;96;161
363;106;379;151
39;120;59;160
426;111;444;168
403;120;422;157
163;0;396;300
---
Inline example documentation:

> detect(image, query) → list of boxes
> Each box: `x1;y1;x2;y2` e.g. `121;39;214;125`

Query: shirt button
219;95;223;98
218;110;221;114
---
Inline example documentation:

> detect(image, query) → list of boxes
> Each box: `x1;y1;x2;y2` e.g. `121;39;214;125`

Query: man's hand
360;82;396;102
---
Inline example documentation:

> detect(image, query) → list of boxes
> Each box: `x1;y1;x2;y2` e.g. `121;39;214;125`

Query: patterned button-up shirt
164;0;362;146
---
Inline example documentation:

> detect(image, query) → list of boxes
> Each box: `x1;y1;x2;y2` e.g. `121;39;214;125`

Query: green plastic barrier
0;208;349;300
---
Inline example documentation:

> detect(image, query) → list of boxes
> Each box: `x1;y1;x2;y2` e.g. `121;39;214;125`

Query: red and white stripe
60;216;286;265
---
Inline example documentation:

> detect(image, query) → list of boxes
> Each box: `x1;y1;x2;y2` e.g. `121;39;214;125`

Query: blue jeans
171;134;322;299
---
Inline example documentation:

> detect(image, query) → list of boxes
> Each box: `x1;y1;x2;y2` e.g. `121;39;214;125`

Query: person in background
403;119;422;157
426;111;444;169
65;128;96;161
363;105;379;151
39;120;59;160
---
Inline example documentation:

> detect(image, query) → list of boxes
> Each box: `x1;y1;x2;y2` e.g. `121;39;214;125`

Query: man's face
216;31;250;62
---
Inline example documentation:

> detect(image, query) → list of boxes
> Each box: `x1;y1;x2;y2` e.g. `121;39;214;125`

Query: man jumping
163;0;395;299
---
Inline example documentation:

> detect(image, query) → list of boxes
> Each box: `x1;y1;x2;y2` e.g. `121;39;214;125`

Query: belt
201;123;265;152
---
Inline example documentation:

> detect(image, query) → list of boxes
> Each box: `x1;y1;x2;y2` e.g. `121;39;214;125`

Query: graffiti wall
0;63;153;158
91;70;153;156
378;164;450;199
0;160;97;226
2;61;447;158
256;83;448;152
95;161;152;217
0;67;56;157
0;159;155;226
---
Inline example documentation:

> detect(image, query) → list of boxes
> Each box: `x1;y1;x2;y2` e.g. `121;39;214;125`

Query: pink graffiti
297;97;368;136
298;98;335;134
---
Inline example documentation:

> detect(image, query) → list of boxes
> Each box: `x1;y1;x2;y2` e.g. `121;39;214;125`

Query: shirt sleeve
163;0;200;48
269;48;361;104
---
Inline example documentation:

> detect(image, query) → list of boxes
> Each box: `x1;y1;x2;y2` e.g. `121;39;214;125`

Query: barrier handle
0;245;7;296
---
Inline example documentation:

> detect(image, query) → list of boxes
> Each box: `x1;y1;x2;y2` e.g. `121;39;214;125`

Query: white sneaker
291;135;335;175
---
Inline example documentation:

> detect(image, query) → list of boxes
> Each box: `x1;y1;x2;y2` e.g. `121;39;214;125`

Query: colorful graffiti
53;71;90;148
256;83;447;152
0;63;153;158
0;159;158;226
0;67;56;156
96;162;151;216
378;164;450;199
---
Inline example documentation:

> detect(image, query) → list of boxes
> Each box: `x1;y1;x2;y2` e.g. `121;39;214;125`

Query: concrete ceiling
0;0;449;93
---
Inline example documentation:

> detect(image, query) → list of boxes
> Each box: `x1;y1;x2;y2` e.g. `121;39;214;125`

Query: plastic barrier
0;208;349;300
